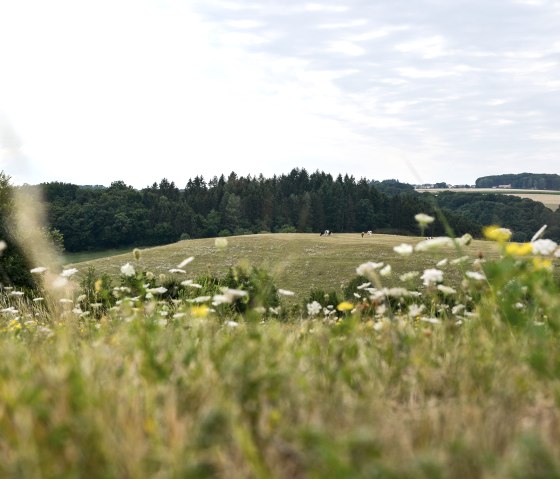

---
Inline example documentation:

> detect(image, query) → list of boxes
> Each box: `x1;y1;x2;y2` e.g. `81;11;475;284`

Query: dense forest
431;191;560;242
34;170;479;252
475;173;560;190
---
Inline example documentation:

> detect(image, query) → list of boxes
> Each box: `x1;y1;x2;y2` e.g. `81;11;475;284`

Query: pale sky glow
1;0;559;187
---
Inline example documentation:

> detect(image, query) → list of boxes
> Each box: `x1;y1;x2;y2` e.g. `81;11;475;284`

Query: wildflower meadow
1;208;560;478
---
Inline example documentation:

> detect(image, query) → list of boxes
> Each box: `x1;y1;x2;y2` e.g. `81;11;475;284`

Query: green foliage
434;191;560;242
43;227;65;253
277;224;297;233
78;266;114;315
305;289;341;313
373;178;416;196
0;242;35;288
0;172;35;288
476;172;560;190
343;275;369;299
41;169;487;253
223;265;279;314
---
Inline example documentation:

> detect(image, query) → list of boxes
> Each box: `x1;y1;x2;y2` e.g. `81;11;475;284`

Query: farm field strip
416;188;560;210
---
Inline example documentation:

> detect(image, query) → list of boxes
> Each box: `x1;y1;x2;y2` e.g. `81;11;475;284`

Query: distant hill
476;173;560;190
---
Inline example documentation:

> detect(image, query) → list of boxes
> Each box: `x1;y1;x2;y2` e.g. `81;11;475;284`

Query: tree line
475;173;560;190
432;191;560;242
36;169;479;252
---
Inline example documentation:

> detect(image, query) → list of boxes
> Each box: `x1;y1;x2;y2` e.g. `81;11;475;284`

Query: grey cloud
193;0;559;182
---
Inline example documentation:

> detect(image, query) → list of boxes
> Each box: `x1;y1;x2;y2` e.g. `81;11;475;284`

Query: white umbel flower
415;237;454;252
531;239;557;256
393;243;413;256
415;213;435;226
307;301;322;316
466;271;486;281
30;267;47;274
61;268;78;278
121;263;135;277
356;262;384;277
421;268;444;286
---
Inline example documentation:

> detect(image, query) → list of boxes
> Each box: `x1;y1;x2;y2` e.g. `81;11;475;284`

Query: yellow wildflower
190;305;209;318
144;417;156;434
8;319;21;331
533;258;553;271
505;242;533;256
483;225;512;242
337;301;354;312
95;279;103;292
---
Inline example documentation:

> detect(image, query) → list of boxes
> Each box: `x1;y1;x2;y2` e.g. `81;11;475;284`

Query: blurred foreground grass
2;303;560;478
2;229;560;477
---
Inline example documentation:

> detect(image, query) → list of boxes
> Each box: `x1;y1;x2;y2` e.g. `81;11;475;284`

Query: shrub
223;265;279;314
277;224;297;233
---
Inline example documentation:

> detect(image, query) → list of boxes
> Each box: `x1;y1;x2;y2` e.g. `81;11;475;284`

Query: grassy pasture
417;188;560;211
70;233;500;300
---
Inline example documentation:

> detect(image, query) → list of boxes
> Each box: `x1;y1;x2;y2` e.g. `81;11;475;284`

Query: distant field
71;233;500;301
417;188;560;211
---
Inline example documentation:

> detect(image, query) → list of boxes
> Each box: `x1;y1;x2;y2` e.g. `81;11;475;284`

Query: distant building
493;184;512;189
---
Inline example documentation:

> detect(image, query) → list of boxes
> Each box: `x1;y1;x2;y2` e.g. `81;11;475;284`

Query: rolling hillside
70;233;501;300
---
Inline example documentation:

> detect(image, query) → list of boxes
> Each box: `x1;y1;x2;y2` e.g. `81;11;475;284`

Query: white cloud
395;67;458;79
328;41;366;56
487;99;511;106
225;19;263;29
532;132;560;141
317;19;368;29
303;3;348;12
395;35;448;59
349;26;410;42
1;0;559;187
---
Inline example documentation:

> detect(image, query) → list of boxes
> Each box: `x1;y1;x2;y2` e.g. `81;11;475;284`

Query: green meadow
2;231;560;478
69;233;501;302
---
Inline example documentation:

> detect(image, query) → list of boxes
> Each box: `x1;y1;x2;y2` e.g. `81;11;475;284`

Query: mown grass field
417;188;560;211
69;233;501;301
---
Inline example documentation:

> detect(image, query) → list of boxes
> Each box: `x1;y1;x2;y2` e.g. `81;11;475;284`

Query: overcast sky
1;0;559;188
